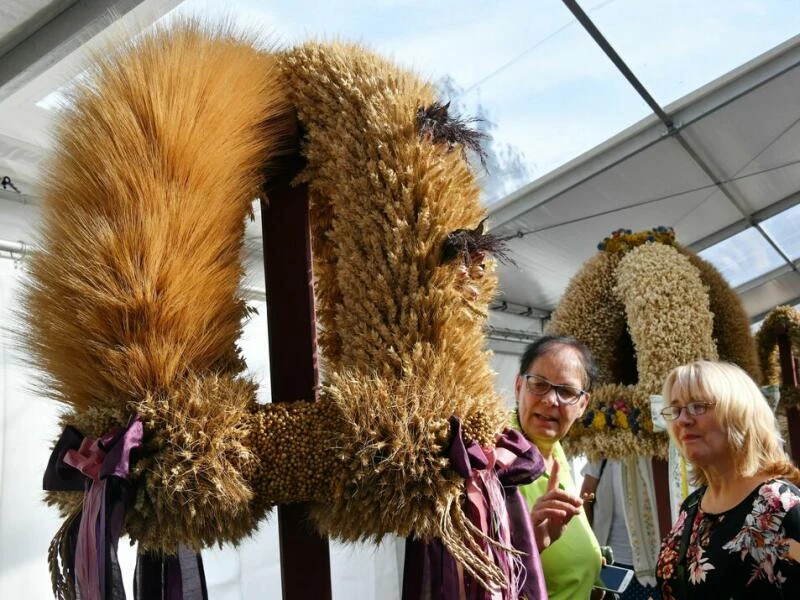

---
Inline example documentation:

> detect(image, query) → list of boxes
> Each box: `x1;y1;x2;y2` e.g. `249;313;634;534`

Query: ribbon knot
44;416;144;600
64;437;107;482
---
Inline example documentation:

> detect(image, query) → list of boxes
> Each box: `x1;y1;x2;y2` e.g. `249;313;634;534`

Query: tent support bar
735;264;797;296
750;287;800;324
688;189;800;252
563;0;797;273
560;0;672;127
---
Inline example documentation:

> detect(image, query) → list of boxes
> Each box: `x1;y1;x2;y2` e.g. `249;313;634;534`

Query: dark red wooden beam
261;146;332;600
651;457;671;539
775;324;800;464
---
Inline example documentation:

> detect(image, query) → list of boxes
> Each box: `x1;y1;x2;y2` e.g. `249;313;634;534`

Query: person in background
581;458;661;599
656;360;800;599
515;335;603;599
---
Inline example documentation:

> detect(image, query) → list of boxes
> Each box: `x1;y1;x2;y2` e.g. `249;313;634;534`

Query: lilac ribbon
403;418;547;600
44;416;143;600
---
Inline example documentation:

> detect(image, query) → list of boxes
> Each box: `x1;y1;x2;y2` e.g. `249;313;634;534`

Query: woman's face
515;345;589;448
668;393;729;470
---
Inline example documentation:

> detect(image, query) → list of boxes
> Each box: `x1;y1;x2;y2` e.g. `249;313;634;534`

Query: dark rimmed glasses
659;401;715;421
522;374;586;405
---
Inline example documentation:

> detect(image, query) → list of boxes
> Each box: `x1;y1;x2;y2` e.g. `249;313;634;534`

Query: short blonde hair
662;360;799;486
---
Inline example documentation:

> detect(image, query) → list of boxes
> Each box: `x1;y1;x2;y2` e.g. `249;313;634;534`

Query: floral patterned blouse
656;479;800;599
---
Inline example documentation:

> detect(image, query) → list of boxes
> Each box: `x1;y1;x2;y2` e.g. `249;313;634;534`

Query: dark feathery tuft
417;101;488;167
441;219;514;265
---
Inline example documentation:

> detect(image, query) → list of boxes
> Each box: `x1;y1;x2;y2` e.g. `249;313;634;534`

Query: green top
519;441;602;600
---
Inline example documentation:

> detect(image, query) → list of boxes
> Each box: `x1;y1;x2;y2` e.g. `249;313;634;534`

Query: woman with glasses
656;360;800;599
515;335;603;599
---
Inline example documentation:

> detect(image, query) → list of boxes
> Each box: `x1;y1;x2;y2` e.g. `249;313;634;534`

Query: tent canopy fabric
489;34;800;323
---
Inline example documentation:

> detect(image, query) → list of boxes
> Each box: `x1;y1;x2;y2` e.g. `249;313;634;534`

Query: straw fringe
48;506;80;600
439;499;507;592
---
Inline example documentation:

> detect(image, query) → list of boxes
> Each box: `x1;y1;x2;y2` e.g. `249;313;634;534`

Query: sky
163;0;800;202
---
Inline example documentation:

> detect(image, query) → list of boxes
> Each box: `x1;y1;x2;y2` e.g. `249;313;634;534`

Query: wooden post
261;149;332;599
651;457;671;539
775;323;800;464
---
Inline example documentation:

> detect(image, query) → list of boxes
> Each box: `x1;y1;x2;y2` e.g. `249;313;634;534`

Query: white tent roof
0;0;181;197
489;33;800;323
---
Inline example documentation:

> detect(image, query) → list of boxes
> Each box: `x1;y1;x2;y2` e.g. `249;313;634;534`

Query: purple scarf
403;418;548;599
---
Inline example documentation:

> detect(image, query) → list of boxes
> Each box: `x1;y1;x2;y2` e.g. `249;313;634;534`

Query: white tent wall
0;258;65;599
489;349;524;409
486;308;544;408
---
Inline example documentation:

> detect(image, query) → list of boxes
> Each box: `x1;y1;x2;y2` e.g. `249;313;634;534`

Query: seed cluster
249;399;341;511
461;407;501;448
126;374;261;552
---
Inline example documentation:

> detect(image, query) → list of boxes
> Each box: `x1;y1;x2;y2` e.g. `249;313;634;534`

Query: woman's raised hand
531;459;584;551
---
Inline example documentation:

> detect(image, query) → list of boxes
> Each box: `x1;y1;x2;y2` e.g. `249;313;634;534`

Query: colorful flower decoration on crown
597;226;676;253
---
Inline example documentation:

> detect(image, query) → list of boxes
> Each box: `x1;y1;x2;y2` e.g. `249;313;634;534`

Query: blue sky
162;0;800;201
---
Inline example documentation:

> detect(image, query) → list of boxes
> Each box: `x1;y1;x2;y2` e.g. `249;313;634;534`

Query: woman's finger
546;459;560;492
539;488;583;507
532;507;568;524
533;499;582;519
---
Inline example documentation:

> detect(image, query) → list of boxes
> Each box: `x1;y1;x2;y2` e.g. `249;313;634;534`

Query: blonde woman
656;360;800;599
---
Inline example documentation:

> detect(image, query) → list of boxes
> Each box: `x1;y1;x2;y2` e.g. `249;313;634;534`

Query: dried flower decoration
417;101;488;167
562;384;665;460
441;219;512;266
549;229;758;460
680;249;762;382
28;29;528;598
597;226;676;253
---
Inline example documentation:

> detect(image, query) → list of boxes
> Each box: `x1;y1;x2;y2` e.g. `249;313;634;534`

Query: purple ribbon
134;546;208;600
44;416;208;600
44;416;143;600
403;417;547;600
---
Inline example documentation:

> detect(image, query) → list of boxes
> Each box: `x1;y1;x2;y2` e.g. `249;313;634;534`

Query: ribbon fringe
44;417;144;600
404;421;547;599
439;499;508;593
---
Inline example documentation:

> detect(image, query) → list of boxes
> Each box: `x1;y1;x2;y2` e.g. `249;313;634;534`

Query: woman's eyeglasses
522;374;585;405
659;401;714;421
